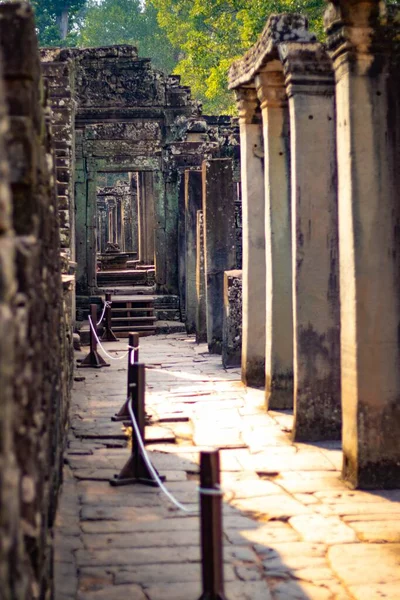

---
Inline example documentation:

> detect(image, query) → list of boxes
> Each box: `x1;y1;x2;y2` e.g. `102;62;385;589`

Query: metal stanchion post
101;292;119;342
198;450;227;600
110;363;165;487
78;304;110;369
112;332;139;421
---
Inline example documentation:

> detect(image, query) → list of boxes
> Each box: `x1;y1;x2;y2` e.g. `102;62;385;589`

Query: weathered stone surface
0;4;74;599
203;159;236;354
222;270;242;368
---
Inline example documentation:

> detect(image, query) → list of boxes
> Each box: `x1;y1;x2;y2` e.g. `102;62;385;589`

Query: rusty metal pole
101;292;119;342
198;450;227;600
78;304;110;368
112;331;139;421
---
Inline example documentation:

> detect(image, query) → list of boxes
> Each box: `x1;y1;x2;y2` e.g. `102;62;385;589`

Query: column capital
278;42;335;98
255;66;287;110
324;1;398;74
235;87;261;125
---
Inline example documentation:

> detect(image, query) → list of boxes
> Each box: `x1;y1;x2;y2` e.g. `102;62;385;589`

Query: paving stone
273;471;349;494
328;543;400;585
113;563;235;585
348;583;400;600
230;494;311;519
345;519;400;542
289;515;358;544
81;516;200;534
75;546;201;567
269;580;333;600
77;585;147;600
143;582;202;600
82;530;200;549
227;479;283;498
225;522;300;546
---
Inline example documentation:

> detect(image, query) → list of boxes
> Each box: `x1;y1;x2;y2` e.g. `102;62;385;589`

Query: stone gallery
0;1;399;599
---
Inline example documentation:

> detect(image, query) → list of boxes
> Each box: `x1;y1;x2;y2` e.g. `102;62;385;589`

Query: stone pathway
54;335;400;600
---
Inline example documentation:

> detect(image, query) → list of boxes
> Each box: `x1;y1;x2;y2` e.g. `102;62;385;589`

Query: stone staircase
110;296;157;336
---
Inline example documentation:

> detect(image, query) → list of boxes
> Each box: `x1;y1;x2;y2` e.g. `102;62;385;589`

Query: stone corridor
55;336;400;600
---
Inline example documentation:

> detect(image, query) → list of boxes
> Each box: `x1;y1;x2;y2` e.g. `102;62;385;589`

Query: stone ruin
0;0;400;598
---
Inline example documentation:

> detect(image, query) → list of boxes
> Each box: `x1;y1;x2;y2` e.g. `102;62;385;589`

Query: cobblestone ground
55;334;400;600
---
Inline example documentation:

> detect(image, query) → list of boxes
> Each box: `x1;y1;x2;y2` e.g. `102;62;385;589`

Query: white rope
97;300;112;326
197;486;224;496
88;316;129;361
128;399;198;513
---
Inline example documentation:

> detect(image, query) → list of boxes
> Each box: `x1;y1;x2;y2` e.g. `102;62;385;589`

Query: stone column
235;87;265;387
256;67;293;409
280;43;341;442
138;171;155;265
325;0;400;487
130;173;138;256
185;170;202;334
202;159;236;354
86;174;97;292
196;210;207;343
178;171;186;319
153;169;167;289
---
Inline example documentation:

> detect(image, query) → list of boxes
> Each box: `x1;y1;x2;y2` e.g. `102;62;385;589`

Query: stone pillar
178;171;186;320
325;0;400;487
223;270;243;368
130;172;138;255
153;169;167;289
196;210;207;343
185;170;202;334
280;43;341;442
86;174;97;292
116;197;123;249
203;159;236;354
235;87;265;387
138;171;155;265
256;67;293;409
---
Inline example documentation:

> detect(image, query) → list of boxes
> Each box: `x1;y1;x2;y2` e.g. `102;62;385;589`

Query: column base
266;374;293;410
292;391;341;443
343;455;400;490
241;358;265;388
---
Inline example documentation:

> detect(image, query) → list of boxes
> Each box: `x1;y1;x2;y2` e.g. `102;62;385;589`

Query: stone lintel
228;14;315;90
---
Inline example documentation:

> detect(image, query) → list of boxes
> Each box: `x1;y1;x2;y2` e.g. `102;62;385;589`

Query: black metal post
78;304;110;369
110;363;165;487
101;292;119;342
198;450;227;600
112;332;139;421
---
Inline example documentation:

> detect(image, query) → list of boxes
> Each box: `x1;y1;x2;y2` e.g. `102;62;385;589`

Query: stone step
111;316;157;322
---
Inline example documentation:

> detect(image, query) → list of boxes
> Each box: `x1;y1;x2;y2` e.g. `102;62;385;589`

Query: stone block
222;270;242;368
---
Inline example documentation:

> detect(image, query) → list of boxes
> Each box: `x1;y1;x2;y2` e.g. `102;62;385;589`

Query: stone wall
0;3;73;598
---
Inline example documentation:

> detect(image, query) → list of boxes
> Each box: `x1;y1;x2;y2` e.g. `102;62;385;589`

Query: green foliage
31;0;86;46
150;0;327;114
77;0;178;73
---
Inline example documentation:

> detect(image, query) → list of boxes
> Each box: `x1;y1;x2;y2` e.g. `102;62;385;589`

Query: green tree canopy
76;0;178;74
150;0;327;114
31;0;87;46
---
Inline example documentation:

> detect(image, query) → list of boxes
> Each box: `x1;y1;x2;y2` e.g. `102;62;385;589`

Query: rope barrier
88;316;130;361
96;300;112;326
128;398;199;513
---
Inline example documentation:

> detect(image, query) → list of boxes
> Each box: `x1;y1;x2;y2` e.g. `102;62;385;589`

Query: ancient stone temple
229;1;400;488
1;0;400;598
